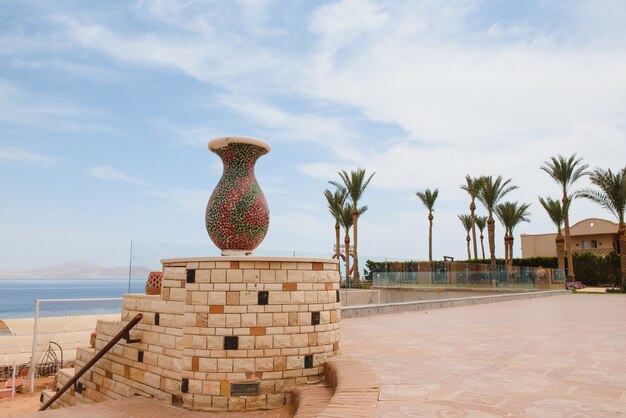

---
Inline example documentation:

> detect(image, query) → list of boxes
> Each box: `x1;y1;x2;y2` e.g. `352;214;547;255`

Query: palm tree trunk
480;233;485;260
509;235;514;265
556;231;565;271
503;234;509;266
466;234;471;260
470;200;478;260
617;222;626;291
562;194;575;281
334;221;341;259
344;232;351;285
428;212;433;262
488;214;496;266
352;208;359;283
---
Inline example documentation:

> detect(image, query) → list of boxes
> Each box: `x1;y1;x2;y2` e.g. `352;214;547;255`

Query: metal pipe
11;362;16;400
39;313;143;411
29;300;40;394
48;341;64;373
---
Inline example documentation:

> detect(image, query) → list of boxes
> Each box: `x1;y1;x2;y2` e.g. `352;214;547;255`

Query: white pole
11;362;16;400
29;299;40;394
128;240;133;293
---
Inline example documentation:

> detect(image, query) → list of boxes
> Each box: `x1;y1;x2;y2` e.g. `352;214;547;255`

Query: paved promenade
6;293;625;417
341;293;626;417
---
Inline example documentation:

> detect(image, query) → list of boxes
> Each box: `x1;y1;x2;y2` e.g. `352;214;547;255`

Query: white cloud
50;12;287;89
0;146;58;165
298;162;341;180
165;125;221;146
87;166;145;185
144;188;208;215
310;0;390;40
219;96;357;145
0;78;110;133
10;58;124;83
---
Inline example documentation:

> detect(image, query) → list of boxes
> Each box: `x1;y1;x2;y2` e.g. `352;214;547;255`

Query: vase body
206;136;270;255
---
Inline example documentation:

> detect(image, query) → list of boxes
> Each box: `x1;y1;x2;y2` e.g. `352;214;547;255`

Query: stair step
40;388;77;409
56;367;75;387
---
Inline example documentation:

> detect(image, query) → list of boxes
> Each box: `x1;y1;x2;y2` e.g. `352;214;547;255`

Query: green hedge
364;251;621;287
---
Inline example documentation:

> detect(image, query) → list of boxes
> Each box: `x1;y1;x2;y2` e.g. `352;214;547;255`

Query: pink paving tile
340;293;626;417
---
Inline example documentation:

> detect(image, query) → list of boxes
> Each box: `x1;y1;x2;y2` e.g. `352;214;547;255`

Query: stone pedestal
77;256;340;412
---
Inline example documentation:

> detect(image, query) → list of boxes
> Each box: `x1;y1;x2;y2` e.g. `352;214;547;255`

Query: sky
1;0;626;270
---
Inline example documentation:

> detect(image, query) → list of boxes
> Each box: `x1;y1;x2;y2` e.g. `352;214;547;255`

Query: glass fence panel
552;269;566;284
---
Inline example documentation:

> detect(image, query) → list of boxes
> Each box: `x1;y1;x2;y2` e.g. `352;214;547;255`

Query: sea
0;279;145;319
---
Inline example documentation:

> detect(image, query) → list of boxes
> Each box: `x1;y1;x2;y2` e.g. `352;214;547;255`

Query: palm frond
496;201;531;234
577;166;626;223
541;154;589;193
460;175;480;198
475;215;488;232
477;175;518;213
538;196;564;232
416;188;439;211
336;168;375;206
458;214;472;232
324;187;347;221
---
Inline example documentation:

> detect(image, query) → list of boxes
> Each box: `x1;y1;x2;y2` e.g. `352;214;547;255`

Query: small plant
566;281;586;290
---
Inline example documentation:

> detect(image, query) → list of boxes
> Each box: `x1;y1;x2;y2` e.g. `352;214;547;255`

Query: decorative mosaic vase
206;136;271;255
145;271;163;295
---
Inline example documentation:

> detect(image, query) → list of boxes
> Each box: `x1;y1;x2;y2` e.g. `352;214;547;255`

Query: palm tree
496;202;531;265
324;187;348;260
577;166;626;289
538;196;567;271
330;168;375;284
541;154;588;281
338;202;368;285
477;176;518;266
458;214;473;260
416;188;439;262
461;175;481;260
495;203;513;265
475;215;488;260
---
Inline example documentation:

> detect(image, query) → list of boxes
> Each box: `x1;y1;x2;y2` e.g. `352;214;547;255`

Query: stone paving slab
341;293;626;417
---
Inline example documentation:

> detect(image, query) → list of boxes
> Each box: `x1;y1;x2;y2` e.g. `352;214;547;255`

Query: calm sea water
0;279;145;319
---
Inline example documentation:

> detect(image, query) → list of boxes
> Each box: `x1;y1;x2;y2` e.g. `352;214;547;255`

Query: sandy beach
0;314;120;415
0;314;120;367
0;377;53;417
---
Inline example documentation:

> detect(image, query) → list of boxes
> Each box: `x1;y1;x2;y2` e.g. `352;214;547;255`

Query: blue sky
2;0;626;270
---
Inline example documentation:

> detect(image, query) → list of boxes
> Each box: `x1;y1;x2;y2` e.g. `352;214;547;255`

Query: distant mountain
0;260;151;279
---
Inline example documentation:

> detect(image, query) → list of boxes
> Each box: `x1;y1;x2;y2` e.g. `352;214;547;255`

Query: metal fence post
29;299;40;394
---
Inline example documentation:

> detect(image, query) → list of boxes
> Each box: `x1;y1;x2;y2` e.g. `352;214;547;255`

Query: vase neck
214;143;266;166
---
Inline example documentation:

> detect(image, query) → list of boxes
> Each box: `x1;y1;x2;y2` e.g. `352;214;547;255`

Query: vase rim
208;136;271;153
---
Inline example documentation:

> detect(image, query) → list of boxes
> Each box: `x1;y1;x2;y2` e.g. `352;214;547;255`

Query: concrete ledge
341;290;569;318
293;358;380;417
292;384;333;418
320;359;379;417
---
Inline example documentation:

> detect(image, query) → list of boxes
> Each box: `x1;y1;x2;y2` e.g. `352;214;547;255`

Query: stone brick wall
71;257;340;412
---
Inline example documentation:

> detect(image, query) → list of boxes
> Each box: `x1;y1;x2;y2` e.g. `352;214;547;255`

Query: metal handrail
39;313;143;411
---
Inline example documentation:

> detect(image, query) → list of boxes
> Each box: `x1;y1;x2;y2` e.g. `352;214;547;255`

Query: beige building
521;217;619;258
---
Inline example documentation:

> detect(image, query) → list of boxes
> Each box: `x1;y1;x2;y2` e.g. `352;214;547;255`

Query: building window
582;240;598;249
